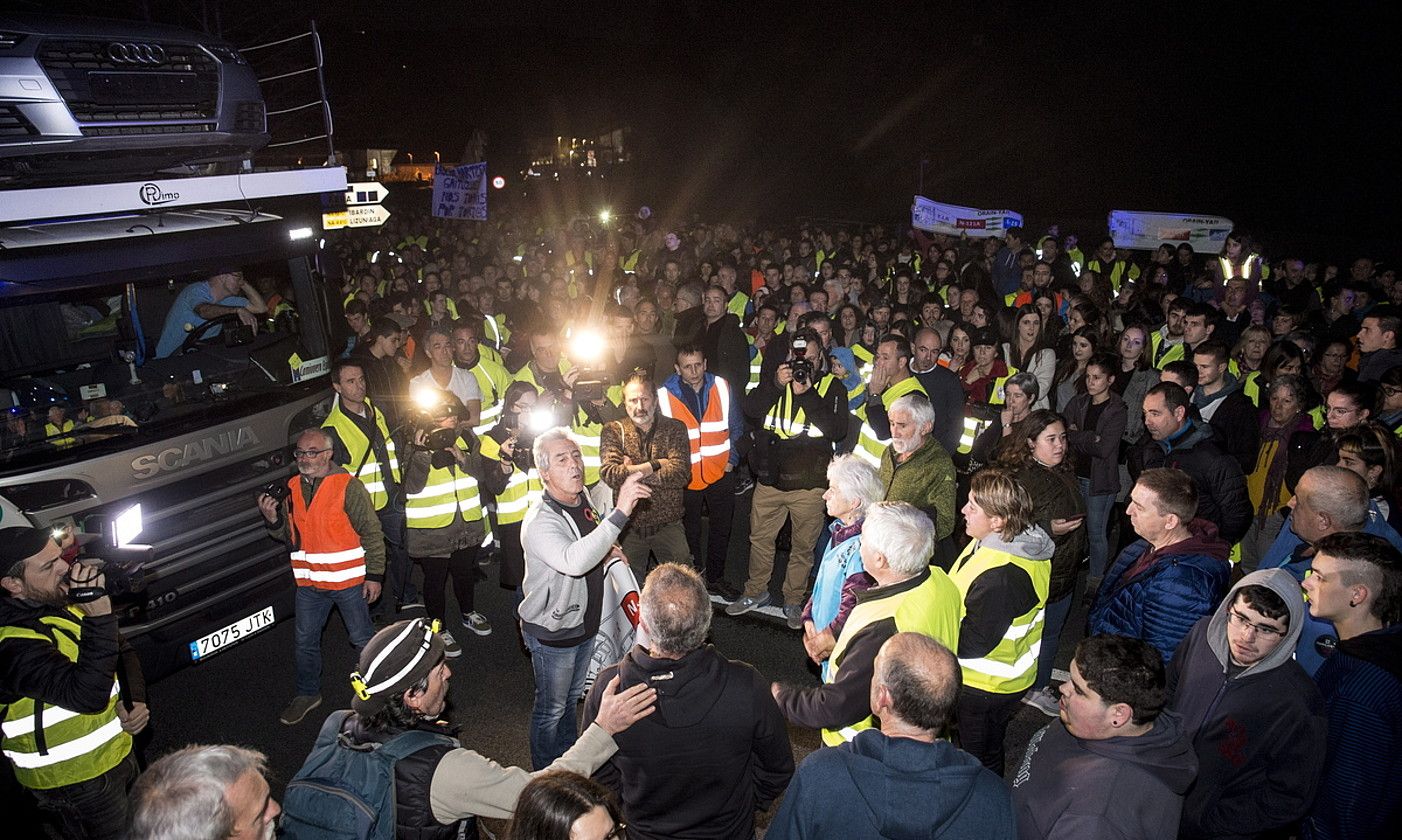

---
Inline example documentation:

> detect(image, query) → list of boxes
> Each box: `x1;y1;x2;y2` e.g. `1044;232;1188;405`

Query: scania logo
107;42;167;65
131;426;261;480
139;183;180;205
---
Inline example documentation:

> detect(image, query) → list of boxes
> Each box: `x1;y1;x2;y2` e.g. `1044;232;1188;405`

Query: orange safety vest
658;378;733;491
286;473;367;590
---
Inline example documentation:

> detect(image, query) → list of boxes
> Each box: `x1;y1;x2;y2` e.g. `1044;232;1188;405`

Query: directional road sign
322;204;391;230
345;181;389;206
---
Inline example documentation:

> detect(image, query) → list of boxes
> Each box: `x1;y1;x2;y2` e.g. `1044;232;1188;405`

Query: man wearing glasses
1166;569;1327;839
258;427;385;726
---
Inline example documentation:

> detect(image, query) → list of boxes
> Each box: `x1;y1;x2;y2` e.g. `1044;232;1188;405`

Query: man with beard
879;394;956;548
0;527;149;839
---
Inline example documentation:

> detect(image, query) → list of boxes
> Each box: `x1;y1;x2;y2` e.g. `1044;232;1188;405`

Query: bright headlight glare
412;388;440;410
568;328;606;363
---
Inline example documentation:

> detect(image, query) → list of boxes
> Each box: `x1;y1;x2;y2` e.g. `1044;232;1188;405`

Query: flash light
528;406;557;433
567;327;606;364
598;209;612;225
288;227;314;242
412;388;441;411
112;504;143;548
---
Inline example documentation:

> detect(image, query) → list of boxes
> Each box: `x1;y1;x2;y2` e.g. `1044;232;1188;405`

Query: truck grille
0;105;37;137
38;39;221;132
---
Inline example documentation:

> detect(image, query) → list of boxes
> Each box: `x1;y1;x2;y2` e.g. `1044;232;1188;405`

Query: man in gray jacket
519;428;653;769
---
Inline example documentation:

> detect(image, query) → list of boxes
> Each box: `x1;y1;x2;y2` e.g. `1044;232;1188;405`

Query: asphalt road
127;542;1088;837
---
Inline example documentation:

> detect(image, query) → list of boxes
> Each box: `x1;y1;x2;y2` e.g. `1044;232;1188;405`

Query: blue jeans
1034;594;1074;688
376;495;419;613
522;632;595;769
1079;478;1117;581
295;585;376;696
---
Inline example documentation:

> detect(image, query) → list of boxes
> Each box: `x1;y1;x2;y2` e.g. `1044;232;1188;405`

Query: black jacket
1195;381;1260;475
913;364;966;456
0;597;146;728
1132;421;1252;545
745;373;848;490
583;644;794;840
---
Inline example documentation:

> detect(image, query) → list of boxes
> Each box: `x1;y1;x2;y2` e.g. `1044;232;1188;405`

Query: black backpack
280;710;457;840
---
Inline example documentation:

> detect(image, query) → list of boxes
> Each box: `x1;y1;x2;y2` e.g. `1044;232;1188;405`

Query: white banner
583;557;647;693
431;162;488;220
1108;210;1234;252
911;196;1023;238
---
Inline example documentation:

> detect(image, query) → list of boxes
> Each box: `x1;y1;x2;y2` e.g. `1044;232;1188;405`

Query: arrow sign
345;204;390;227
345;181;389;206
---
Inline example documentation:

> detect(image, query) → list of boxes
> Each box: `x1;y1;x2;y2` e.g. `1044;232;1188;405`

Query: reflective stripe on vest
0;611;131;789
853;377;927;467
479;434;542;524
405;437;483;527
323;397;400;511
658;379;733;490
747;347;763;394
947;539;1050;694
287;473;367;590
467;358;510;436
820;568;962;746
763;374;838;439
569;385;622;486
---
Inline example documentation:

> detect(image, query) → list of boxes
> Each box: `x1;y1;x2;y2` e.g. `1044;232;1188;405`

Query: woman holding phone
996;410;1087;716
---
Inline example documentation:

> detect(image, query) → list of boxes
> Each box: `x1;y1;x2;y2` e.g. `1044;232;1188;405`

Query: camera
789;337;813;385
261;479;291;503
422;426;459;451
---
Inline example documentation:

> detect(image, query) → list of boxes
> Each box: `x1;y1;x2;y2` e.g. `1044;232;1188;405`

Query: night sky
22;1;1402;256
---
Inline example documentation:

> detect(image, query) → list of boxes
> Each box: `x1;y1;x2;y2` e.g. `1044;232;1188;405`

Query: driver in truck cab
154;269;268;359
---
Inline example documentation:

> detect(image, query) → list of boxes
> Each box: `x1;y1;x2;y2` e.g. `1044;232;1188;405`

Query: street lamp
433;151;441;163
406;152;414;165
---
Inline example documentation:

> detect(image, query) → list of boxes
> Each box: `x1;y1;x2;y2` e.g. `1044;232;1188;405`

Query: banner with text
1108;210;1234;252
432;161;488;220
911;196;1023;238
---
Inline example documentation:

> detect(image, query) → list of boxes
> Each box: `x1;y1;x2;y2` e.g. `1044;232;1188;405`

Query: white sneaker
463;611;492;636
440;630;463;658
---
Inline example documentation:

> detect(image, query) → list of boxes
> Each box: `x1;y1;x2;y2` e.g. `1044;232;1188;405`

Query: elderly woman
950;469;1053;774
802;454;885;675
968;370;1038;468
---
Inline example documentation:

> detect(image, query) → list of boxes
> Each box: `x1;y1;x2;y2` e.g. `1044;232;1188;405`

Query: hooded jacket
1010;712;1198;840
1167;570;1327;839
1133;420;1253;544
1193;374;1261;474
767;729;1015;840
1090;518;1231;662
581;644;793;840
954;527;1056;667
1302;623;1402;840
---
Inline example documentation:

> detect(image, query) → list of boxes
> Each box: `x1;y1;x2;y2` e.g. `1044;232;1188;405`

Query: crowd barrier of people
3;201;1400;840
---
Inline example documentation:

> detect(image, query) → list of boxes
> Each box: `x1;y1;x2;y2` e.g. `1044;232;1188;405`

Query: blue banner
432;162;488;220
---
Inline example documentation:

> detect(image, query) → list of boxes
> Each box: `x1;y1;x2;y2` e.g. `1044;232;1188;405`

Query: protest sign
431;161;488;220
1108;210;1233;251
911;196;1023;238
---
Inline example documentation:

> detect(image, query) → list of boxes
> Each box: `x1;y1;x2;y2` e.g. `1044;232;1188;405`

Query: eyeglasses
292;448;332;459
1325;405;1359;416
1228;608;1285;638
1383;385;1402;398
604;820;628;840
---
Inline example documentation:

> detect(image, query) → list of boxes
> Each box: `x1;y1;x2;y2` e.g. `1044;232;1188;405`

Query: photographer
259;428;384;726
729;327;850;627
0;527;149;840
402;390;508;656
480;381;551;594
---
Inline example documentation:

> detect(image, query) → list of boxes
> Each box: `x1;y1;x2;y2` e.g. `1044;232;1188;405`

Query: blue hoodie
768;728;1014;840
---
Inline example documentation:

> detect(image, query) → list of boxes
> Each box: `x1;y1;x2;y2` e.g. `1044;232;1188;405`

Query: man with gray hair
774;501;962;746
880;393;957;546
129;745;279;840
582;563;794;840
1263;464;1402;675
769;633;1015;839
258;427;384;726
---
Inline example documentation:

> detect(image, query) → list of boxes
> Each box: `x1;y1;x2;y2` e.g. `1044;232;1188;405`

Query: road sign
344;181;389;206
321;204;390;230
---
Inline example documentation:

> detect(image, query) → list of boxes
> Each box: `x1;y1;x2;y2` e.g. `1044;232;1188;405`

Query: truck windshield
0;258;328;471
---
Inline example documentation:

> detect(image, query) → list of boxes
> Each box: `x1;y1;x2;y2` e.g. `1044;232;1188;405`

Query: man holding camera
259;428;384;726
730;327;849;627
0;527;149;840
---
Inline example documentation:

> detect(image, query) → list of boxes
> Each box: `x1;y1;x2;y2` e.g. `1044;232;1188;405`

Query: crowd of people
2;202;1400;840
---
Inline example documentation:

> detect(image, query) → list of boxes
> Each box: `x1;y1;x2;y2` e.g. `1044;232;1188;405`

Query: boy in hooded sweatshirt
1011;634;1198;840
1167;569;1328;839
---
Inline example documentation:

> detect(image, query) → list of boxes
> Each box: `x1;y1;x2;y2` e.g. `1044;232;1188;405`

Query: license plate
189;606;275;662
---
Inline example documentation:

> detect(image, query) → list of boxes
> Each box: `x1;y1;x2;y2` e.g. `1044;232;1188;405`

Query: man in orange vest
657;344;744;599
258;428;385;726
